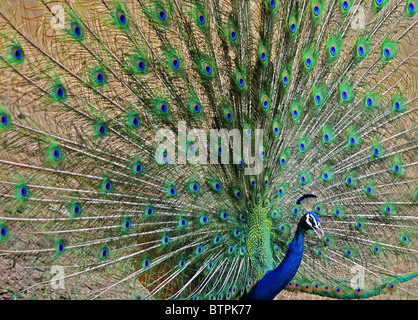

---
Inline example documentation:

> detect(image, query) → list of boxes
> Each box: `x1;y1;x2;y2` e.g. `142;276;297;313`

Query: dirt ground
0;255;330;300
2;255;411;300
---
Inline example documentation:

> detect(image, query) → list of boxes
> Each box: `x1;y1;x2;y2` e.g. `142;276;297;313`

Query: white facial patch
306;213;319;229
306;214;312;227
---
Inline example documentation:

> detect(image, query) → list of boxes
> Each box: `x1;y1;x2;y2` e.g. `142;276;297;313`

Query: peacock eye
117;11;127;25
124;219;130;228
157;101;169;114
299;140;307;152
192;102;201;114
142;258;150;268
54;85;65;99
13;48;22;59
170;56;180;69
273;124;279;135
383;46;391;58
129;115;140;128
313;1;321;15
358;44;365;56
225;109;233;121
315;92;322;104
70;202;81;217
162;235;170;245
292;105;300;118
367;97;373;106
55;240;65;254
342;0;349;10
103;180;112;191
94;70;104;83
0;114;8;126
289;18;297;33
136;58;146;71
71;23;82;37
157;7;166;21
203;63;212;75
132;161;142;174
229;26;238;41
262;95;269;110
330;45;336;56
260;47;267;62
235;189;242;199
237;73;245;88
50;147;61;160
290;23;296;32
100;247;109;259
96;123;106;135
408;1;417;14
11;46;24;62
197;11;205;25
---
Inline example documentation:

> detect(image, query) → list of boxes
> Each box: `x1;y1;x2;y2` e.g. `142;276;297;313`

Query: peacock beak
313;225;324;239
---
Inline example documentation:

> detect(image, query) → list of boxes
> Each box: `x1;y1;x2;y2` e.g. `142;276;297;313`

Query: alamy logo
50;265;65;290
50;5;66;30
351;5;365;30
350;265;365;289
155;122;264;175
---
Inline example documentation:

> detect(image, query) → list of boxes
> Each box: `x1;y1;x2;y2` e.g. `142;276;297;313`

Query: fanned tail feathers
0;0;417;299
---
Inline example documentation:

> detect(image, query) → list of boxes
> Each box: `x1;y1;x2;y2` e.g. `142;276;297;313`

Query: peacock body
0;0;417;300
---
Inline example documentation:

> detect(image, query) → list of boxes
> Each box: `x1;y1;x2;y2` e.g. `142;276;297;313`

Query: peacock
0;0;417;301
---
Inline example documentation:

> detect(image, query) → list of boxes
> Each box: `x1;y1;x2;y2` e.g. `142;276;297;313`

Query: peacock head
300;212;324;238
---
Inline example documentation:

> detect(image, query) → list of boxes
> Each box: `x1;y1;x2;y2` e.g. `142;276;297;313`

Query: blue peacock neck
246;221;306;300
